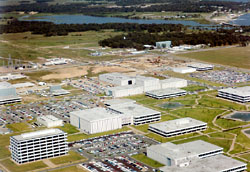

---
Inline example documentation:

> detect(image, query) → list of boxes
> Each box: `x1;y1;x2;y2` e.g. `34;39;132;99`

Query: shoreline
210;12;248;25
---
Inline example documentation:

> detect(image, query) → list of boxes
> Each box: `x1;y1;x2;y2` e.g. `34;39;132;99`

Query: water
229;13;250;26
245;129;250;135
18;14;212;27
230;112;250;122
159;102;183;109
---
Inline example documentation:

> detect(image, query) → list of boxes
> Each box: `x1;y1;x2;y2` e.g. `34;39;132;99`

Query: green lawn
68;127;130;142
176;46;250;69
182;85;207;92
240;153;250;161
209;132;234;139
6;122;30;132
226;128;250;148
50;166;88;172
216;118;247;129
50;151;86;165
198;95;247;111
0;159;47;172
0;134;13;159
58;123;79;134
229;143;249;154
131;154;164;168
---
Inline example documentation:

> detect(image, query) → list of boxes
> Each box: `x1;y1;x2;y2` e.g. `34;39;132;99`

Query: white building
187;63;213;71
135;75;161;92
50;85;70;96
172;67;196;74
105;85;144;98
0;82;21;105
37;115;63;128
160;78;187;89
70;107;122;134
147;140;223;167
10;129;68;164
99;73;135;86
218;86;250;103
106;99;161;125
148;118;207;137
146;88;187;99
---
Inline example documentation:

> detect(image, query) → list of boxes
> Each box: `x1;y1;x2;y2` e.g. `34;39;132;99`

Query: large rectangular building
146;88;187;99
148;118;207;137
107;100;161;125
70;107;122;134
156;41;172;49
218;86;250;103
10;129;68;164
135;75;161;92
0;82;21;105
160;78;187;89
37;115;63;128
105;85;144;98
99;73;135;86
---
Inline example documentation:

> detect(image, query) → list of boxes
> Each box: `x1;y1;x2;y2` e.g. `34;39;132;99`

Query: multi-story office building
10;129;68;164
146;88;187;99
0;82;21;105
148;118;207;137
218;86;250;103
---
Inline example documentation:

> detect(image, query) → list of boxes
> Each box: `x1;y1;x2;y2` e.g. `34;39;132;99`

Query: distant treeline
99;32;250;49
0;20;185;36
1;1;249;14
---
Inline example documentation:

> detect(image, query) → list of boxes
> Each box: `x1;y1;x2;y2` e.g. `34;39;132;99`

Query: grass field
50;166;88;172
131;154;164;168
50;151;86;165
58;123;79;134
6;122;30;132
0;159;47;172
182;85;207;92
68;127;130;142
176;46;250;69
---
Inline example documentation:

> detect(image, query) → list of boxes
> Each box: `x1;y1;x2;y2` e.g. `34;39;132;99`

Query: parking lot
81;156;153;172
0;94;97;126
190;69;250;85
72;132;158;158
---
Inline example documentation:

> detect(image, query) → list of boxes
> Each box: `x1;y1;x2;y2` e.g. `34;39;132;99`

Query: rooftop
0;82;13;89
188;63;213;68
146;88;186;96
160;154;246;172
219;86;250;97
38;115;62;123
107;84;143;91
12;129;65;141
70;107;119;121
108;103;160;118
149;117;206;133
100;72;134;80
135;75;159;82
160;77;187;84
104;99;136;106
148;140;222;160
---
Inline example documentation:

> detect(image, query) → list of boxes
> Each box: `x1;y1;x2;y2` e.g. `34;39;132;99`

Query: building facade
0;82;21;105
37;115;63;128
218;86;250;103
99;73;135;86
146;88;187;99
10;129;68;164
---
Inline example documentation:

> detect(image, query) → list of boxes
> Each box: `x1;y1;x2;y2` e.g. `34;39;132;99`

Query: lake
229;13;250;26
229;112;250;122
19;14;212;27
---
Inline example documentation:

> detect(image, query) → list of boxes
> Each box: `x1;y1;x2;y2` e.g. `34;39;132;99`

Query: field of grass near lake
176;46;250;69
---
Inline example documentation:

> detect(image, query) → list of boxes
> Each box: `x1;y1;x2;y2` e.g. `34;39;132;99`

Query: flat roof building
37;115;63;128
146;88;187;99
135;75;161;92
105;85;144;98
172;67;196;74
99;73;135;86
160;78;187;89
218;86;250;103
187;63;213;71
0;82;21;105
70;107;122;134
148;118;207;137
156;41;172;49
10;129;68;164
50;85;70;96
107;101;161;125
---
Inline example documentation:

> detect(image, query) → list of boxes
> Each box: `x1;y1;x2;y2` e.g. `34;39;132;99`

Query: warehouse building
147;140;246;172
99;73;135;86
187;63;213;71
0;82;21;105
37;115;63;128
70;108;122;134
10;129;68;164
146;88;187;99
50;85;70;96
218;86;250;103
106;100;161;125
172;67;196;74
105;85;144;98
160;78;187;89
148;118;207;137
156;41;172;49
135;75;161;92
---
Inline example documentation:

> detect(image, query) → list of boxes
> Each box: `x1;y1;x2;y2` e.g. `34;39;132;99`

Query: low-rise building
99;73;135;86
172;67;196;74
105;85;144;98
148;118;207;137
50;85;70;96
10;129;68;164
160;78;187;89
146;88;187;99
187;63;213;71
37;115;63;128
135;75;161;92
218;86;250;103
156;41;172;49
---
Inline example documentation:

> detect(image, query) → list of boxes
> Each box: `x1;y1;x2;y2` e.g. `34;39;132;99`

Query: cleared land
176;46;250;69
